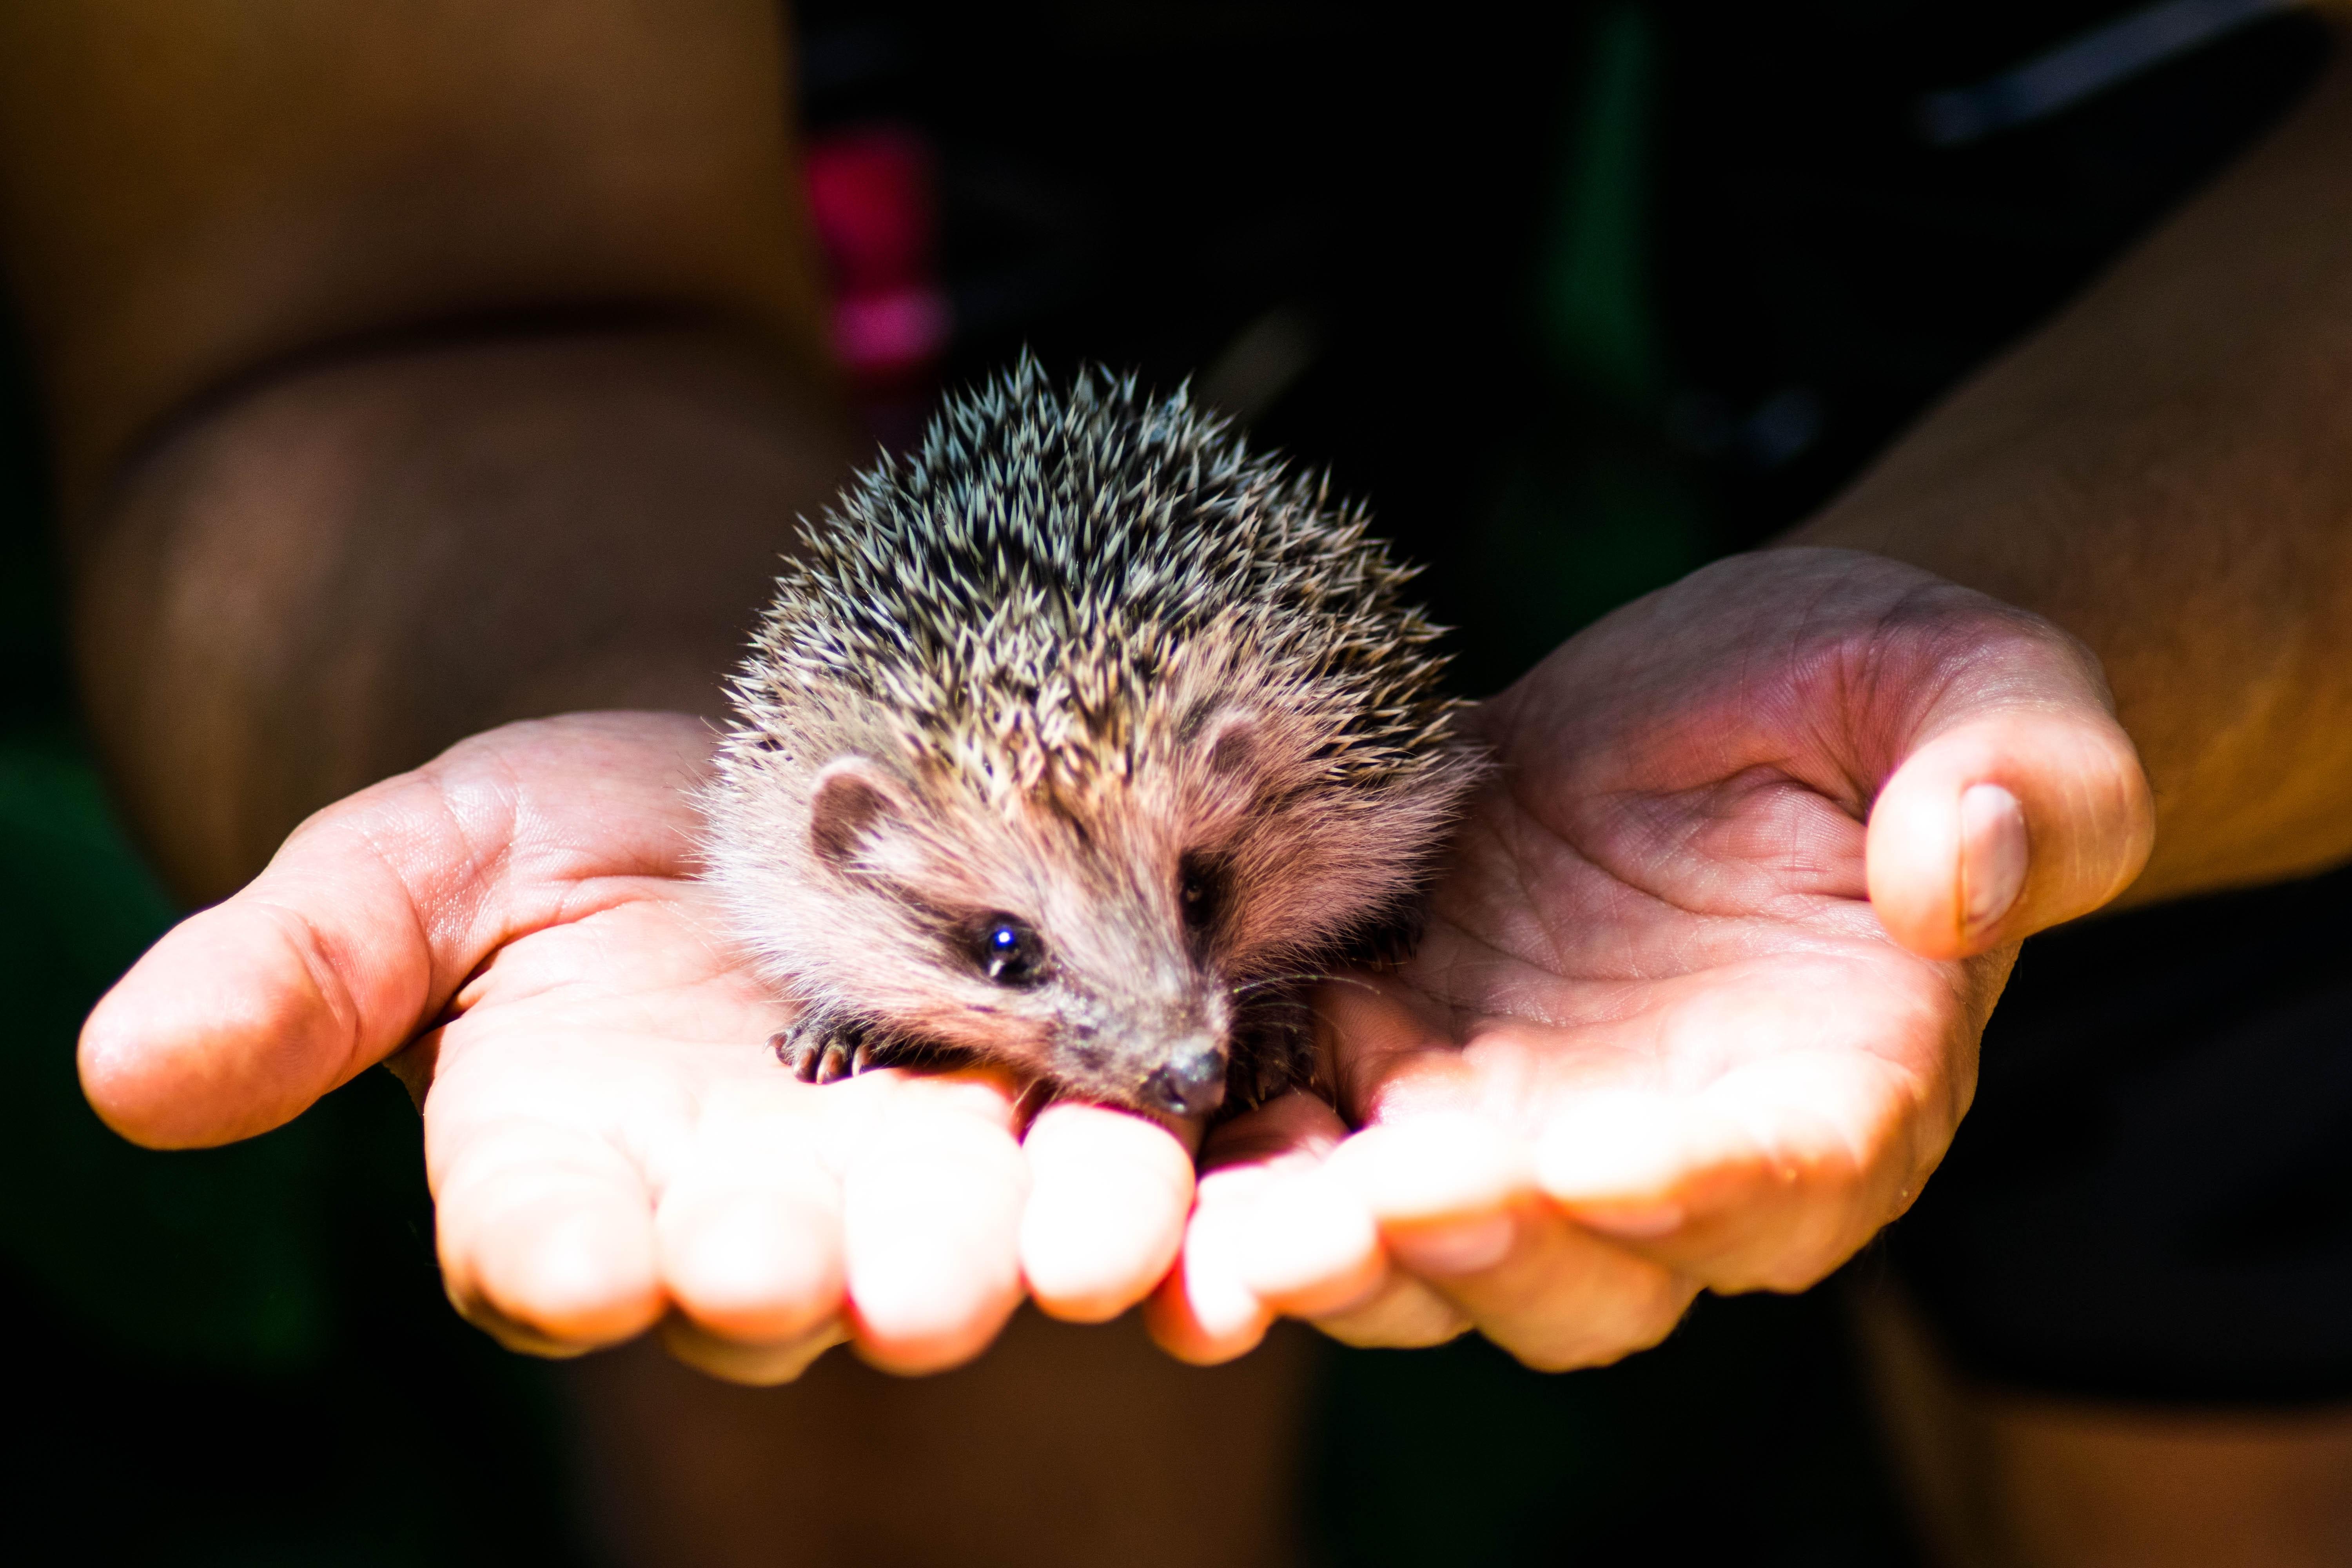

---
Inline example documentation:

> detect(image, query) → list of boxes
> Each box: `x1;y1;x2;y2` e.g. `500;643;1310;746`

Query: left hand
79;712;1196;1384
1147;548;2153;1368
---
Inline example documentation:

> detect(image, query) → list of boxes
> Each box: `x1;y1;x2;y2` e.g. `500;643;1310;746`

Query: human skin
1152;27;2352;1566
1145;548;2149;1368
16;4;2352;1566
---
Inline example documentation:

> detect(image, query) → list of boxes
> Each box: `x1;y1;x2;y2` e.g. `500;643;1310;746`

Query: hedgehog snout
1138;1034;1229;1119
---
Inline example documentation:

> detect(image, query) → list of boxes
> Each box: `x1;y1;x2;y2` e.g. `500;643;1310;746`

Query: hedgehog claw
771;1025;817;1083
773;1016;860;1085
774;1016;934;1084
813;1036;855;1084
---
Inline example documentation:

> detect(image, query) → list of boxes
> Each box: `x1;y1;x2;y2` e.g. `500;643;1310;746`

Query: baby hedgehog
701;358;1483;1120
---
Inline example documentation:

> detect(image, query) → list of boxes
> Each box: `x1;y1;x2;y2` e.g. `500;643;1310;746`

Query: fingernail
1959;783;2028;938
1388;1213;1515;1277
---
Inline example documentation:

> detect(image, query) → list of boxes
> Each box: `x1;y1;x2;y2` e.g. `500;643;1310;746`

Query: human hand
78;712;1196;1382
1148;548;2153;1368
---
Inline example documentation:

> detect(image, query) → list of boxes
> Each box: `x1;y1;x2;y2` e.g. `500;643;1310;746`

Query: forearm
68;326;853;901
1795;39;2352;907
0;0;842;900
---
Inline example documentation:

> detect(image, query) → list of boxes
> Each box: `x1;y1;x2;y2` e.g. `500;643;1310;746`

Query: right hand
78;711;1199;1382
1146;549;2153;1369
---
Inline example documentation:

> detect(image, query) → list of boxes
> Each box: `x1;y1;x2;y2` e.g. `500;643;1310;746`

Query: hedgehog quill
701;359;1485;1121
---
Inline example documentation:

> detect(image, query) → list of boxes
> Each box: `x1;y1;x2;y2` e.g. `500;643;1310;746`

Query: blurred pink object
803;126;952;388
831;287;951;374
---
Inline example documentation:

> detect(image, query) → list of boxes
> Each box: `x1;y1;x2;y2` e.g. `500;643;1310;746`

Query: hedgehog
701;357;1484;1122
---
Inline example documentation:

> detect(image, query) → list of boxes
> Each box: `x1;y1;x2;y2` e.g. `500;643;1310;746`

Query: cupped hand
1148;547;2154;1369
78;712;1195;1381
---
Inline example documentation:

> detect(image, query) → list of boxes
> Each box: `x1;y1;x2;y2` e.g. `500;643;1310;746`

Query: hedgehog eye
971;915;1047;988
1178;854;1224;935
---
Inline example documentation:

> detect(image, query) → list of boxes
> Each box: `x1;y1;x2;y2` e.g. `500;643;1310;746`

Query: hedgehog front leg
771;1010;925;1084
771;1009;866;1085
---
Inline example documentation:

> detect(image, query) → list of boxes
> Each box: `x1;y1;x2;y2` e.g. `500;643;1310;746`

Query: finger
659;1312;849;1387
1143;1093;1352;1365
1198;1102;1481;1352
1207;1093;1387;1318
1149;1161;1411;1361
1413;1201;1697;1370
1868;686;2151;961
1318;989;1887;1303
840;1071;1028;1374
1232;1165;1388;1318
1519;952;1958;1295
1327;1112;1693;1369
77;712;712;1148
1325;1112;1529;1261
655;1092;846;1348
1532;1046;1936;1294
79;876;431;1148
1304;1272;1473;1350
435;1116;666;1354
1143;1173;1275;1365
1020;1102;1195;1323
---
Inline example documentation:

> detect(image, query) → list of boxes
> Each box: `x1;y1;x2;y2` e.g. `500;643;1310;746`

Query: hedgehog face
768;746;1255;1118
705;697;1470;1120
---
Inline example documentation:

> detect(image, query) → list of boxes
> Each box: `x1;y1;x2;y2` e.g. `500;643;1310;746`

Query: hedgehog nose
1142;1038;1228;1118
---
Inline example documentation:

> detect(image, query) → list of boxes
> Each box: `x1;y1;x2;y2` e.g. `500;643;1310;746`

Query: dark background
0;3;2328;1562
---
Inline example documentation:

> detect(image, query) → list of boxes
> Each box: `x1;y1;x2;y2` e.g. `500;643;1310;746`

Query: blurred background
0;1;2329;1561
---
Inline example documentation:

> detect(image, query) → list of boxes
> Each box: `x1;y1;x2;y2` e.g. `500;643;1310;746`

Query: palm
1382;681;1981;1285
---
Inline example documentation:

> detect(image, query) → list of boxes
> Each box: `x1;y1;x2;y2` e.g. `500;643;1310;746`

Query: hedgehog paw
846;1030;925;1076
772;1013;866;1085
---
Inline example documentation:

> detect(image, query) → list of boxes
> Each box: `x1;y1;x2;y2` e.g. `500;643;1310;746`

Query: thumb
78;880;432;1150
78;711;709;1149
1866;681;2153;961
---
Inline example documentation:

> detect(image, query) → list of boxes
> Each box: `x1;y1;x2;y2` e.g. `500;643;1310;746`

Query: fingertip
1323;1113;1535;1277
1142;1192;1274;1365
1232;1167;1387;1317
78;906;354;1148
659;1312;849;1387
1142;1263;1270;1365
1866;710;2151;960
437;1129;666;1353
1306;1275;1474;1351
1864;755;1971;960
1020;1103;1194;1323
1529;1090;1790;1252
659;1185;845;1345
449;1189;665;1352
841;1100;1027;1374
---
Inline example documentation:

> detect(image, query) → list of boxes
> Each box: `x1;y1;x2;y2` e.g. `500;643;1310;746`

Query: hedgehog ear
808;756;912;869
1196;710;1264;780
